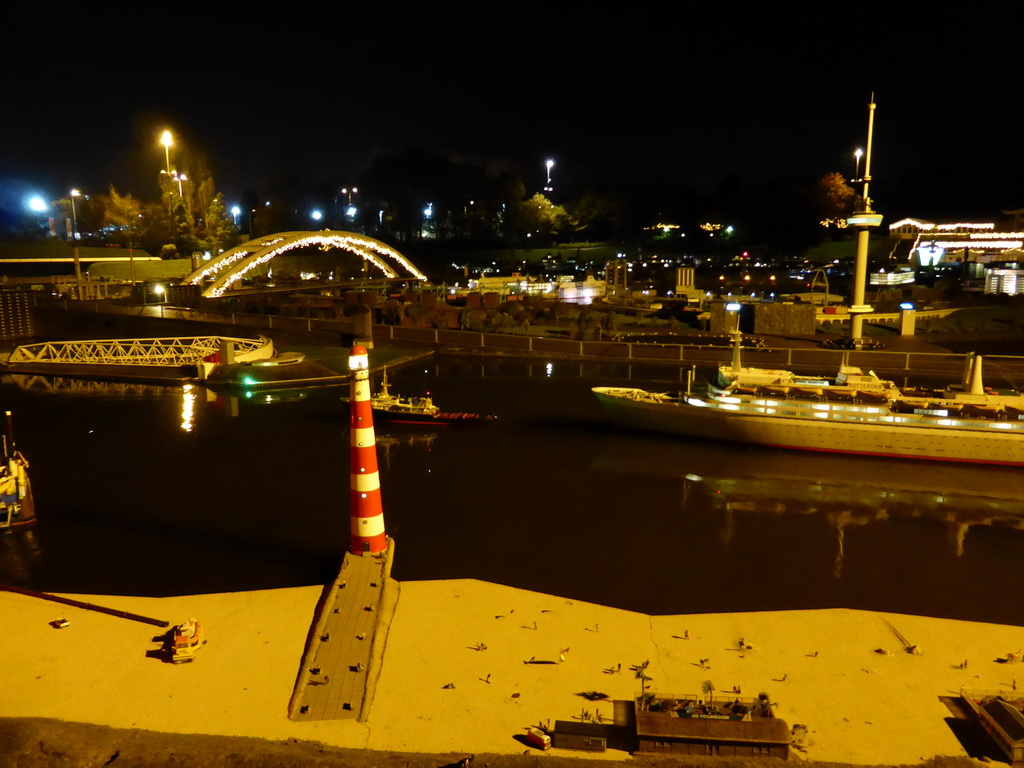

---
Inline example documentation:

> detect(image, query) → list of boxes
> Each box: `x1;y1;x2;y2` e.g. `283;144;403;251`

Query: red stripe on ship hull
758;442;1024;466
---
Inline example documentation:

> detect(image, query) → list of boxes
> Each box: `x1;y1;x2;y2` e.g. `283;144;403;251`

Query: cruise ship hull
592;387;1024;466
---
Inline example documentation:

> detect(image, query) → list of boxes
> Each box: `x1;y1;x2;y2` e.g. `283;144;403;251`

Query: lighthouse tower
348;345;387;555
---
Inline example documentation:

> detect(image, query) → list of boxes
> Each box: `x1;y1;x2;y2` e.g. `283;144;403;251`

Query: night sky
4;13;1022;220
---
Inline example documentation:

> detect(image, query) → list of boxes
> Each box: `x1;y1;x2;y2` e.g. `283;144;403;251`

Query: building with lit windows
888;218;1024;294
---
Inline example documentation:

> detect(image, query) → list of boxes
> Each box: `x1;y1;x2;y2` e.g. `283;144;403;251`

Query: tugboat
0;411;34;531
360;372;497;427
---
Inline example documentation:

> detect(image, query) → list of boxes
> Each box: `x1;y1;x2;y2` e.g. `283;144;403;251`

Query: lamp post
544;159;554;193
70;189;83;299
853;148;864;182
160;130;173;175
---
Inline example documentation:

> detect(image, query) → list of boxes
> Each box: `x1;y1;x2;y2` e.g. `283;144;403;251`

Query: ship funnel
969;354;985;395
961;352;975;391
729;329;743;375
348;345;388;555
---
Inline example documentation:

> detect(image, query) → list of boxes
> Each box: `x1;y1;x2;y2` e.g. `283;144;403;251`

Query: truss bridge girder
7;336;274;367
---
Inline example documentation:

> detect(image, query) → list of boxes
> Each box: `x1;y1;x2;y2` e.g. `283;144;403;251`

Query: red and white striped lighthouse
348;345;387;555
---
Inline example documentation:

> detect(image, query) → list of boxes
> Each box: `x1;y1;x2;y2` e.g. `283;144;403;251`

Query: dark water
3;357;1024;626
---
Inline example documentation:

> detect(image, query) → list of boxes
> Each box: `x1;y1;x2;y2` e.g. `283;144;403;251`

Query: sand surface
2;580;1021;764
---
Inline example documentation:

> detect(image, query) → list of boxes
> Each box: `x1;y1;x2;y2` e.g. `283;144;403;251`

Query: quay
2;579;1023;764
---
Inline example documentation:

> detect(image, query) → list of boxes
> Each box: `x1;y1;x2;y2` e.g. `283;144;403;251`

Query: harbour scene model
5;39;1024;767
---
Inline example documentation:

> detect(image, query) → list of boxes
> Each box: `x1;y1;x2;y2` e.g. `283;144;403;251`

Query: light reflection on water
2;357;1023;626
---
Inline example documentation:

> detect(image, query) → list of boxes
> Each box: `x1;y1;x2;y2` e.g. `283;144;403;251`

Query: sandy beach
1;577;1021;764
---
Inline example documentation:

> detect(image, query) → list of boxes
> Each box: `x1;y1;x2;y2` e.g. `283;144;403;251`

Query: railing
373;324;1024;379
29;298;1024;380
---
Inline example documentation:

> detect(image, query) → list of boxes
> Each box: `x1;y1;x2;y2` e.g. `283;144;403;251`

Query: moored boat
593;336;1024;466
0;411;34;531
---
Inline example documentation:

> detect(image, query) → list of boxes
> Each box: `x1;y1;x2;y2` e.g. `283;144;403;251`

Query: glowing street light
231;205;241;226
160;130;173;174
26;196;47;213
171;171;186;197
69;189;81;236
311;209;323;221
544;159;554;193
70;189;83;296
854;148;864;182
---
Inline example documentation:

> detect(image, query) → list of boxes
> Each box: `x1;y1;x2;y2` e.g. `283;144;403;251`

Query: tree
102;187;145;284
515;194;575;245
813;172;856;225
633;660;653;708
570;188;627;242
172;198;199;258
103;186;143;240
701;679;715;707
203;193;237;255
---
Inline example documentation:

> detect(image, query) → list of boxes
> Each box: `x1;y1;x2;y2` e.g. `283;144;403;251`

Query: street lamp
69;189;81;238
69;189;83;298
544;159;554;193
160;130;173;174
853;148;864;182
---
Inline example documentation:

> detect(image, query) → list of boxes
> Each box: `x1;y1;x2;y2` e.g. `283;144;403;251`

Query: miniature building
709;300;815;335
634;694;790;759
552;721;607;751
961;689;1024;766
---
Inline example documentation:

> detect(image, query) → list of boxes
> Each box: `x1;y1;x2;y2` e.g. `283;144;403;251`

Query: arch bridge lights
180;230;428;298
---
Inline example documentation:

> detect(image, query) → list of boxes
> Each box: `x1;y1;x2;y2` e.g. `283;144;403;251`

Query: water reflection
7;374;183;398
595;435;1024;556
0;527;42;584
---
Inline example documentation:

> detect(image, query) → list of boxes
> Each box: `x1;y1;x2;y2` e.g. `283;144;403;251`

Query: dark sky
4;12;1022;220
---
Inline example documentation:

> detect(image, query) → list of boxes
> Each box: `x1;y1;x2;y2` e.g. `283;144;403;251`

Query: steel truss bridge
7;336;274;367
181;231;428;299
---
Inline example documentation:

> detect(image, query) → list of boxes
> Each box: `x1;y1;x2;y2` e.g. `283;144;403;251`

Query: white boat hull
593;387;1024;466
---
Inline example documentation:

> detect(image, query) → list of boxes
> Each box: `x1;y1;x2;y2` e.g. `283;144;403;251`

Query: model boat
357;372;496;427
0;411;34;531
593;333;1024;466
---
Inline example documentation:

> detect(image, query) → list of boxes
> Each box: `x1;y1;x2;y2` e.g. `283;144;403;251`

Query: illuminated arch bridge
181;231;428;299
